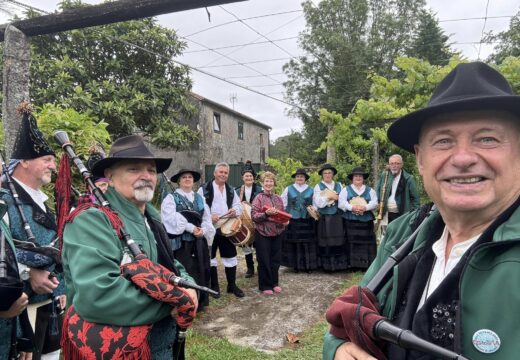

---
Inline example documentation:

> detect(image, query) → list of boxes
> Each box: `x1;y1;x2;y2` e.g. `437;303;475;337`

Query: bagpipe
54;131;218;359
326;204;470;360
0;153;61;271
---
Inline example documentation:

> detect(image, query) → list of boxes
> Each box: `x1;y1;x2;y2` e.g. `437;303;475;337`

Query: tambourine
261;205;292;224
306;205;320;221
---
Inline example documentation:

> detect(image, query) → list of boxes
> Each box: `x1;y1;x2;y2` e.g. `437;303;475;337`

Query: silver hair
214;162;230;172
389;154;403;163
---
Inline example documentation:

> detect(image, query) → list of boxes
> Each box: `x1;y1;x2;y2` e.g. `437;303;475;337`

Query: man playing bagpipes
60;135;198;359
0;105;65;360
324;62;520;359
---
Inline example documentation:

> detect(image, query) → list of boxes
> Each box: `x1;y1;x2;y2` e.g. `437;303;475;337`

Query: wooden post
2;25;30;158
0;0;245;41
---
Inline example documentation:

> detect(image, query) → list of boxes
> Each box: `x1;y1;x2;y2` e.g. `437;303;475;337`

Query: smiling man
61;135;197;359
323;62;520;360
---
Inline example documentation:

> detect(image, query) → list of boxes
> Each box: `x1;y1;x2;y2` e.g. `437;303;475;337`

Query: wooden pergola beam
0;0;246;41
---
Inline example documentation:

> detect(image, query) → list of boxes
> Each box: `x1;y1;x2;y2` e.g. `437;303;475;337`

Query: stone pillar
2;25;30;158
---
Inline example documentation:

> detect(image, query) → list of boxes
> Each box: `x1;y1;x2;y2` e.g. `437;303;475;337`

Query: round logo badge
472;329;501;354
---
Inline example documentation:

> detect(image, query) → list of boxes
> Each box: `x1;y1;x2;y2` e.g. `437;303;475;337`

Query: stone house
152;92;271;186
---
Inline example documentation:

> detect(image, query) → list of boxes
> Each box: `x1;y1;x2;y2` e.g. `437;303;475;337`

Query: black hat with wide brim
388;62;520;153
171;169;201;183
348;167;369;180
318;163;337;176
91;134;172;177
291;168;310;180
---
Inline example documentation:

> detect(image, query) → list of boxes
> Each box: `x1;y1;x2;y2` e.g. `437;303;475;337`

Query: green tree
322;56;520;201
1;0;198;149
270;131;316;164
283;0;427;164
486;10;520;64
409;10;455;66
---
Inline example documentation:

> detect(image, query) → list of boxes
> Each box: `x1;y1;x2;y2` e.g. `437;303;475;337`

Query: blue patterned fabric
0;185;65;304
318;182;342;215
286;185;313;219
342;185;375;222
169;192;205;251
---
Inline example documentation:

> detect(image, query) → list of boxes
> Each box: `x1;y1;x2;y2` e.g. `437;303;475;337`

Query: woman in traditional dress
235;161;262;278
313;163;346;271
251;172;288;295
281;168;318;273
161;169;215;311
338;167;378;269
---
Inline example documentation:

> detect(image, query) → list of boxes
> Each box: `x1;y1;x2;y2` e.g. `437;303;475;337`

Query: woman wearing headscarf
161;169;215;311
313;163;346;271
281;168;318;273
235;161;262;278
251;172;288;295
338;167;378;269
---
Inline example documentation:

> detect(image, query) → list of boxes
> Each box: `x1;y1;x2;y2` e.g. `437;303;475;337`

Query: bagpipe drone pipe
54;131;216;359
326;204;470;360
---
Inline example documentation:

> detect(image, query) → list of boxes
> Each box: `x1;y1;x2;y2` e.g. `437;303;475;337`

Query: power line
477;0;491;60
183;37;284;85
2;0;300;109
226;72;285;79
439;14;513;23
197;57;292;68
218;5;296;58
199;11;303;68
183;9;302;37
184;36;298;54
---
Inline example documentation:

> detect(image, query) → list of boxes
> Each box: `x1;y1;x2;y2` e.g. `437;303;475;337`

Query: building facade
152;93;271;186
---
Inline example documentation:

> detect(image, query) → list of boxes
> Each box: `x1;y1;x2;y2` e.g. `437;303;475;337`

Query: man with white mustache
376;153;420;224
324;62;520;360
61;134;197;359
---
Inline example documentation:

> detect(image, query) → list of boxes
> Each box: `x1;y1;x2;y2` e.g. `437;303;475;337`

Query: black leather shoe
227;284;245;298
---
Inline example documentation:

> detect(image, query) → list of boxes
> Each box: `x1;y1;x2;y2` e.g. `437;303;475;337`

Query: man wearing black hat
161;169;215;311
376;154;420;225
198;162;245;298
324;62;520;360
0;107;64;360
61;135;197;359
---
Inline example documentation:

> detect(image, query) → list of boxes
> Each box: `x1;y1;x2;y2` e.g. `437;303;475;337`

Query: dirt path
193;264;352;353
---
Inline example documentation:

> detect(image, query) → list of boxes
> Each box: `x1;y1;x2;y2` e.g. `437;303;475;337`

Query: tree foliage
269;131;316;164
409;10;456;66
265;157;322;194
1;0;198;149
283;0;427;164
486;10;520;64
322;56;520;201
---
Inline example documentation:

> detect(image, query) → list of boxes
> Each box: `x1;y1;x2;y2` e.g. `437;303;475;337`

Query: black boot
210;266;221;299
225;266;244;298
245;253;255;278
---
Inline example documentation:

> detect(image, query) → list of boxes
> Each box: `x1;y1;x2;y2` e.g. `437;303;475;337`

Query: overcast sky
1;0;519;140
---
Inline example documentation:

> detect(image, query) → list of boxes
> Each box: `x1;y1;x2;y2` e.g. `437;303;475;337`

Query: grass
186;271;365;360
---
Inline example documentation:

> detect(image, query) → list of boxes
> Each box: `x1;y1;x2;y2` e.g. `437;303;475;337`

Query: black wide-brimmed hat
291;168;310;180
171;169;201;183
241;160;256;177
348;166;369;180
11;103;55;160
318;163;337;176
388;62;520;153
91;135;172;177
